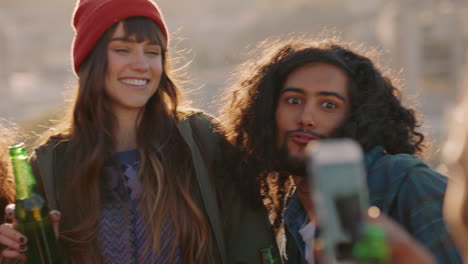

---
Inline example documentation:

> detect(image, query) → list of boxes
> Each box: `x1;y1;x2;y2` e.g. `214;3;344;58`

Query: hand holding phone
306;139;389;264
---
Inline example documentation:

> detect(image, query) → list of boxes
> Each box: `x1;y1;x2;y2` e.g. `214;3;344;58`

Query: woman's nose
130;52;149;72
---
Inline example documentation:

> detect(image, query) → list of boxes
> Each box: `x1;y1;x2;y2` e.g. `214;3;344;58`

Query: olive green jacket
32;112;280;264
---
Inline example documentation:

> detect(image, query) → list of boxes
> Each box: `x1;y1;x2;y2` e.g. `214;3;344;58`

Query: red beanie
71;0;168;74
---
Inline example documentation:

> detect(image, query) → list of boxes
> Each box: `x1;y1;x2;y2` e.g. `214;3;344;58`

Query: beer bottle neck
10;153;37;200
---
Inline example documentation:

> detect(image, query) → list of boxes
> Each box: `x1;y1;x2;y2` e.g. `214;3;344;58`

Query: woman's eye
146;51;160;56
321;101;337;109
287;97;302;104
114;48;129;53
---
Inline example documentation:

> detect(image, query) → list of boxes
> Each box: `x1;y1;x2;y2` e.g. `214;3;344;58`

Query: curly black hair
220;36;425;231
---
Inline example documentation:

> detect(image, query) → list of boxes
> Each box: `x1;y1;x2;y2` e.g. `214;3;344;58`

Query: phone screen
307;139;369;262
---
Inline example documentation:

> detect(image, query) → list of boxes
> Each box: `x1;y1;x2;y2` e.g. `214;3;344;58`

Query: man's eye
321;101;337;109
287;97;302;104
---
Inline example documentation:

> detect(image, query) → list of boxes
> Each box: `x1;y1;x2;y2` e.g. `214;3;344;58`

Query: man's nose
298;107;316;128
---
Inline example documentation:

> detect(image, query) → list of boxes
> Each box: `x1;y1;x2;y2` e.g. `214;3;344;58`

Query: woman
443;88;468;263
0;0;280;262
0;0;280;263
2;0;210;261
0;123;15;222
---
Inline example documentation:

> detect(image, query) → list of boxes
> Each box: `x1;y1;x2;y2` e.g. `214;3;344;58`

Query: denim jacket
284;146;462;264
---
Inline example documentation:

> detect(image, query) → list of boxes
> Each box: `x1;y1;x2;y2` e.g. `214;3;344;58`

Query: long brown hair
44;17;210;263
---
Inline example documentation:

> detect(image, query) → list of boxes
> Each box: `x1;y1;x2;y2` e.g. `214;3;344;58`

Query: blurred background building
0;0;467;163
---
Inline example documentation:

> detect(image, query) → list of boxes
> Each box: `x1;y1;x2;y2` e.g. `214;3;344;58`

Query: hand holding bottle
0;204;61;260
368;212;436;264
1;143;62;263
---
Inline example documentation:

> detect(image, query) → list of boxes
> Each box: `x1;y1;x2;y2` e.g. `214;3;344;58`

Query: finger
367;211;436;264
369;212;412;243
4;204;16;223
2;247;27;261
391;241;435;264
0;223;27;247
49;210;62;239
314;239;326;262
49;210;61;223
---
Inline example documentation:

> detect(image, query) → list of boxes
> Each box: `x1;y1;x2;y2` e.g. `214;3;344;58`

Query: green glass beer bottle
9;143;61;264
259;247;277;264
352;223;390;264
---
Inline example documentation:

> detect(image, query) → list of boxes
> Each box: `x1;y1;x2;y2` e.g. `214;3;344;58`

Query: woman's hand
0;204;27;260
0;204;62;260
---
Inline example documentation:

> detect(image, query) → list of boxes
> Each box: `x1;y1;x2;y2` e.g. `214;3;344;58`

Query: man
220;37;461;263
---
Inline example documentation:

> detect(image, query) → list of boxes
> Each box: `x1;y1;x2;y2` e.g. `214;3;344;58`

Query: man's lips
289;132;319;145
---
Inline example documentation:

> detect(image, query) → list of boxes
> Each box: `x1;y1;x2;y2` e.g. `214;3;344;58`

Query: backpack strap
33;143;58;211
176;114;227;264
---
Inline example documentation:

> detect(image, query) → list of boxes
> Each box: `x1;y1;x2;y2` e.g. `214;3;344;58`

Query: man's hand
369;208;436;264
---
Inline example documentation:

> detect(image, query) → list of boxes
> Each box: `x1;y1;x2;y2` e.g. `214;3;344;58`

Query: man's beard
276;139;307;177
275;129;328;177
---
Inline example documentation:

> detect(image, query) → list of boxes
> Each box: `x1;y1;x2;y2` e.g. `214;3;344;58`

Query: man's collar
364;145;385;168
284;192;308;227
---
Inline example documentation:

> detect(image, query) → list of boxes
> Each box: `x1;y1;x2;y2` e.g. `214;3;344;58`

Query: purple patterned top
98;149;182;263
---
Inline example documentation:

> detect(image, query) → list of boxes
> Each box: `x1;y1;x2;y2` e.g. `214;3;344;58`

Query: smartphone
306;139;369;263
